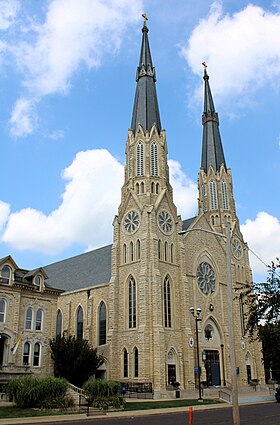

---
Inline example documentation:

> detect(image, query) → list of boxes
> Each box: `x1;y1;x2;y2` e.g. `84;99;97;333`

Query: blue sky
0;0;279;282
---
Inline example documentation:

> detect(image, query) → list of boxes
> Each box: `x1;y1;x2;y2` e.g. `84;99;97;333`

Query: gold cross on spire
142;13;148;24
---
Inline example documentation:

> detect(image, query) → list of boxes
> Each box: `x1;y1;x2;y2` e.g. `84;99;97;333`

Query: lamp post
220;344;226;386
180;222;240;425
190;306;203;402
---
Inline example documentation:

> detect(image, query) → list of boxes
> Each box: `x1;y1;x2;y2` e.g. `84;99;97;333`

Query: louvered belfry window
151;141;158;176
136;141;144;176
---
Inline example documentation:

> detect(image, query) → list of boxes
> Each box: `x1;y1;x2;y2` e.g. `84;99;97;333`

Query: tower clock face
123;210;140;233
231;238;242;259
197;262;216;295
158;210;173;234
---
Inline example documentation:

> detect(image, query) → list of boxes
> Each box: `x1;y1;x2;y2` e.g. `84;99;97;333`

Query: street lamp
180;222;240;425
190;306;203;402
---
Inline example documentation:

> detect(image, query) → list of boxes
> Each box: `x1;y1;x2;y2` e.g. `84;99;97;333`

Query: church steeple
131;18;161;134
201;66;226;173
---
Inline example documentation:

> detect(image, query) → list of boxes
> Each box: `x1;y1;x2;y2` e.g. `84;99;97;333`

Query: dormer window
34;275;42;291
1;265;11;285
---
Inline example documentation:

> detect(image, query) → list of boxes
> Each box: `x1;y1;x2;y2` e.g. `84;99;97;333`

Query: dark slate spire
131;19;161;133
201;66;226;173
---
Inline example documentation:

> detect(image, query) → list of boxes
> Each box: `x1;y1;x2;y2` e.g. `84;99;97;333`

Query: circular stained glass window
197;262;216;295
123;210;140;233
158;210;173;234
231;238;243;259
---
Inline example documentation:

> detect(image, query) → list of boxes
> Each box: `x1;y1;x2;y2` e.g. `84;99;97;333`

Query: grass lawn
0;399;220;419
124;398;222;411
0;406;75;419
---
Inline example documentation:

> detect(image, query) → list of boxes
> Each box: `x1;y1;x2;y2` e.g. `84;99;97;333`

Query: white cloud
0;200;10;233
241;212;280;277
15;0;143;96
9;97;38;137
48;129;65;140
1;151;197;256
8;0;143;136
181;1;280;105
2;149;123;254
0;0;19;30
168;159;197;219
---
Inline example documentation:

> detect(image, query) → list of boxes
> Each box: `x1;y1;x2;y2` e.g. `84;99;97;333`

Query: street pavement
0;398;279;425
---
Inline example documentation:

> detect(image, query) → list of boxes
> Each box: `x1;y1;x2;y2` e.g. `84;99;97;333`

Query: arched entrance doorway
245;351;254;384
166;348;178;386
201;319;223;387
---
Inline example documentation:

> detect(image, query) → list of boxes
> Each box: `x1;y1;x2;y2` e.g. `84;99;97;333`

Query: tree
246;259;280;334
246;259;280;382
49;335;104;387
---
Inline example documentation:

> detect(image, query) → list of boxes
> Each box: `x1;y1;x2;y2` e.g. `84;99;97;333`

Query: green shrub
5;376;69;408
40;396;75;410
92;395;125;411
83;379;121;398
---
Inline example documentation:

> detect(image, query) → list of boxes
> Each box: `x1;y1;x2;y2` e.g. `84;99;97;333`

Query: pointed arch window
150;141;158;176
134;347;139;378
209;180;218;210
130;241;134;262
0;299;6;323
123;348;128;378
201;184;207;212
128;276;136;329
76;306;83;340
123;244;127;264
56;310;62;336
164;276;172;328
136;141;144;176
99;302;107;345
1;265;11;285
170;244;174;263
151;182;155;193
23;342;31;366
128;147;133;179
136;183;140;194
221;180;229;210
156;183;159;194
33;343;41;367
158;240;161;260
35;309;43;331
136;239;141;260
25;307;33;330
164;241;168;262
141;182;145;193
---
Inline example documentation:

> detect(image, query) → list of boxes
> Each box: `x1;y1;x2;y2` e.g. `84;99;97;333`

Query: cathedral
0;20;264;398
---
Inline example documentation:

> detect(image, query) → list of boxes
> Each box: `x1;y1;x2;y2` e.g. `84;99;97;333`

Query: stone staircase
67;383;104;415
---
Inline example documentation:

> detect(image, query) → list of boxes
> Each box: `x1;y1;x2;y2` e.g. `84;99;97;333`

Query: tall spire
201;65;226;173
131;17;161;134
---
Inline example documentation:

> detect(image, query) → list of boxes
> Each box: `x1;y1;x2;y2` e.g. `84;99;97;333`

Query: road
39;402;280;425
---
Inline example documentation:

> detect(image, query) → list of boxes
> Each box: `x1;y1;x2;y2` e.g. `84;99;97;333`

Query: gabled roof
182;216;197;231
43;244;112;292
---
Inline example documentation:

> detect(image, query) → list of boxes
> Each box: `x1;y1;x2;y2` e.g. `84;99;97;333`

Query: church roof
182;216;197;231
131;21;161;134
43;244;112;292
201;67;226;173
41;217;196;293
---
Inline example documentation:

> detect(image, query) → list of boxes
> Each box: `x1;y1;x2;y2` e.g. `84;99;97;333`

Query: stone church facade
0;21;264;397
